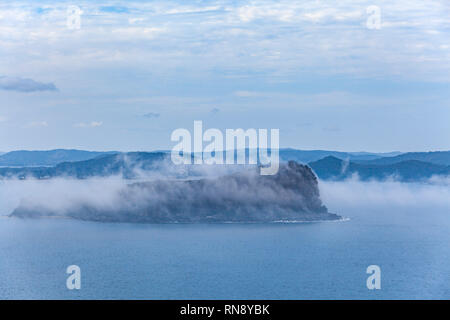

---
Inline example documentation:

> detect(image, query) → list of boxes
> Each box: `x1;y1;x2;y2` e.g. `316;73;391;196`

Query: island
10;161;340;223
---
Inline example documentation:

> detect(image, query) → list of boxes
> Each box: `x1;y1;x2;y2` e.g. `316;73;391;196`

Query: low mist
1;165;449;221
320;176;450;211
0;177;127;216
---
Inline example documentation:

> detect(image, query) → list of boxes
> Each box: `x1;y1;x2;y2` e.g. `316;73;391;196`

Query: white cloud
26;121;48;128
128;17;145;25
111;27;166;39
73;121;103;128
234;91;264;97
164;5;221;15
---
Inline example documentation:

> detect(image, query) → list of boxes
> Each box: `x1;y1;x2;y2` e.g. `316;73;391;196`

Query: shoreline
2;214;349;224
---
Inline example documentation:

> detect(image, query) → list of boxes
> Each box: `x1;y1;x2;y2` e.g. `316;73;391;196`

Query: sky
0;0;449;152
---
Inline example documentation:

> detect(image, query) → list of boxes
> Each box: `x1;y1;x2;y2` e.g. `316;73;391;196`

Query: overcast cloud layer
0;1;449;151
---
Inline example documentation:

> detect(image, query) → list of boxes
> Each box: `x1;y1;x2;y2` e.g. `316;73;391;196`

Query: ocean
0;179;449;299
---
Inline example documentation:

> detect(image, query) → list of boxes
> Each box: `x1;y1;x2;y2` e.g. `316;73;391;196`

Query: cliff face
11;161;340;223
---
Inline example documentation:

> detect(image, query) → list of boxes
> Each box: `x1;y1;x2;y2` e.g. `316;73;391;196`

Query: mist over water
320;177;450;210
317;177;450;237
3;162;336;222
1;172;449;217
0;177;127;216
0;173;449;299
0;161;258;217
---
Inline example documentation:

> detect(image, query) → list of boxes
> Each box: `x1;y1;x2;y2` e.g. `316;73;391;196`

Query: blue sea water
0;204;449;299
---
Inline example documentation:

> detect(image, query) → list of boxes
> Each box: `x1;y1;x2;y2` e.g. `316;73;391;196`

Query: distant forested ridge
0;149;449;182
0;149;117;167
309;156;450;182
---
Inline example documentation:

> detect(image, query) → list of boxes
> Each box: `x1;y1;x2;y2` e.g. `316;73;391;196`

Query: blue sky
0;0;449;152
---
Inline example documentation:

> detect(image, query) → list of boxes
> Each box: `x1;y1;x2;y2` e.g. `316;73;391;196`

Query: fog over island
1;148;449;223
9;161;340;223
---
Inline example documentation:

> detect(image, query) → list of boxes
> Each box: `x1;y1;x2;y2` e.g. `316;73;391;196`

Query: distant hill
309;156;450;181
0;152;168;179
1;149;449;182
0;148;402;167
279;149;402;163
354;151;450;166
0;149;118;167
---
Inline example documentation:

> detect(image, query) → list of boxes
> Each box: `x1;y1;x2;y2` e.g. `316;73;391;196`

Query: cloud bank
0;76;57;92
